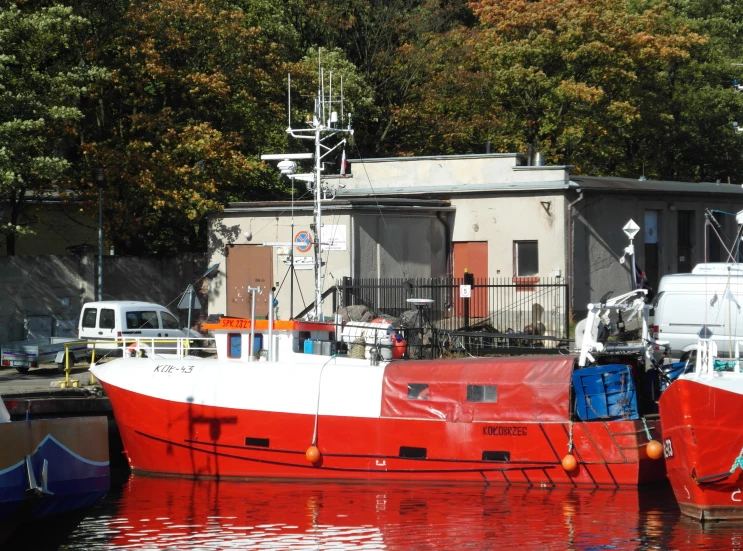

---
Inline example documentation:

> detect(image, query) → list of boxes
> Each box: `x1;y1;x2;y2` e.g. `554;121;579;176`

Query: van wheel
15;366;30;374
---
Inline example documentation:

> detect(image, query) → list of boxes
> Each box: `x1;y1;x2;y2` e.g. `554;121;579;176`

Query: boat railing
117;336;218;359
694;338;743;377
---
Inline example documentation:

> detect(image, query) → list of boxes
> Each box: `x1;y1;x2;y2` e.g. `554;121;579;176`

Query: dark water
8;475;743;550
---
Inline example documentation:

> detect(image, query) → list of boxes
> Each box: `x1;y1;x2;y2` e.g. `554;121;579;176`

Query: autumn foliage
2;0;743;254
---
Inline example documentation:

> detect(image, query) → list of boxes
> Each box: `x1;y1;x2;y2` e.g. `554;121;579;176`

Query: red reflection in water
96;477;689;551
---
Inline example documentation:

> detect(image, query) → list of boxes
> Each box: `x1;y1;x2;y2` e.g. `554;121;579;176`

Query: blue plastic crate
572;364;639;421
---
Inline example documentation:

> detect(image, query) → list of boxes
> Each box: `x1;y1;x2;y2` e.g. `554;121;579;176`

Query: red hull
659;378;743;521
102;382;665;486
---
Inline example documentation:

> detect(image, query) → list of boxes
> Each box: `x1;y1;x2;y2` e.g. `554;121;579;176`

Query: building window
514;241;538;276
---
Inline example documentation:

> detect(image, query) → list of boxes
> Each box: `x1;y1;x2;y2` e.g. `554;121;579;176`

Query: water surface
11;476;743;550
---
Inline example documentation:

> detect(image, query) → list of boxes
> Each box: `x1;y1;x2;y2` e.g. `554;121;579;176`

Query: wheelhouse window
407;383;429;400
514;241;538;276
467;385;497;403
228;333;242;358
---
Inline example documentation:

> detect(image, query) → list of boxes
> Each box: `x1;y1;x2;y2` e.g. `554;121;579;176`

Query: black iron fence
337;276;570;355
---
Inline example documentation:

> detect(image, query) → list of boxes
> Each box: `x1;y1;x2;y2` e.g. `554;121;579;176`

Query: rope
641;417;653;442
311;354;337;446
568;420;573;454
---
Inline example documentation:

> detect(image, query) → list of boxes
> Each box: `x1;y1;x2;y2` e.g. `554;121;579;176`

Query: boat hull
0;417;110;539
659;378;743;521
102;382;665;486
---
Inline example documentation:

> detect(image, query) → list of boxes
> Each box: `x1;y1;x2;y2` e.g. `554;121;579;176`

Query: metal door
453;242;488;318
226;245;273;318
677;210;695;273
644;210;660;290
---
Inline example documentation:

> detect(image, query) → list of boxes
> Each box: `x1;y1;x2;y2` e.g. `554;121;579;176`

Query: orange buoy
646;440;663;460
561;454;578;472
306;445;321;464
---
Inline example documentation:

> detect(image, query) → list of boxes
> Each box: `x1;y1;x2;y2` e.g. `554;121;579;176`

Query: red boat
659;339;743;521
91;70;667;487
91;310;666;486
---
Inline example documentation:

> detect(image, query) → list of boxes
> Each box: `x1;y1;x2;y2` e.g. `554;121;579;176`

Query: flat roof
223;197;454;214
571;175;743;195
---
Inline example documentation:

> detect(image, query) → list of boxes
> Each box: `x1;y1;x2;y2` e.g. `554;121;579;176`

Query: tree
391;0;743;181
77;0;297;255
0;3;105;255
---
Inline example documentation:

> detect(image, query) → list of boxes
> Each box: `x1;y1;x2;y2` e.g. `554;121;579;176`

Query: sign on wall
322;225;347;251
294;230;313;253
278;254;315;270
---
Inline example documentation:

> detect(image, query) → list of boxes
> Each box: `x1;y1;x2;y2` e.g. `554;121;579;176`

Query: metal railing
56;337;217;388
337;276;570;356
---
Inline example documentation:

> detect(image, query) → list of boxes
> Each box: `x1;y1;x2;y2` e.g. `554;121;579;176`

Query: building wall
353;214;447;279
207;209;447;320
0;254;207;345
572;194;743;317
449;193;567;280
345;154;569;193
208;211;354;320
0;204;97;256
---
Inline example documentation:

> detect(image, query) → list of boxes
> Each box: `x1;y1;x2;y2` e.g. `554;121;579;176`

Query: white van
78;301;191;350
653;272;743;360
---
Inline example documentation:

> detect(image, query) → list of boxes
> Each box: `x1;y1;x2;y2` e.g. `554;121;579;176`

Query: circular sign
294;230;313;253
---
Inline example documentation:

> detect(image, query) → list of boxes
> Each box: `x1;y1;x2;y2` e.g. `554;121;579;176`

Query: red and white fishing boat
659;338;743;521
91;67;669;487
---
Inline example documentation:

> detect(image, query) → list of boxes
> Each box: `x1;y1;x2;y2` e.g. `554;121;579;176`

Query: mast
261;57;353;321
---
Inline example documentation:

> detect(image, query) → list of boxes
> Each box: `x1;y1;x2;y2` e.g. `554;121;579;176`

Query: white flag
340;149;347;177
725;287;741;310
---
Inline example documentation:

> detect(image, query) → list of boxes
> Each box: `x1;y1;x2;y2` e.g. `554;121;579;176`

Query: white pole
630;239;637;289
313;122;323;321
248;286;259;361
268;288;274;361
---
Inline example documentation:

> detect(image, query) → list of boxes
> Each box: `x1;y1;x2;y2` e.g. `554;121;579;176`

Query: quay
0;363;127;469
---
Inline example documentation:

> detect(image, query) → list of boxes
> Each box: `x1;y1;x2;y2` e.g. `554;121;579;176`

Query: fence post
564;280;570;341
341;276;351;309
464;271;474;330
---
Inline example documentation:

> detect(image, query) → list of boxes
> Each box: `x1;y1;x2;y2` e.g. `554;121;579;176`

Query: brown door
453;242;488;318
226;245;273;318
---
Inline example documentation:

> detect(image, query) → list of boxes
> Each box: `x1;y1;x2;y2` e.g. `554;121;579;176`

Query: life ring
127;343;138;357
417;387;430;400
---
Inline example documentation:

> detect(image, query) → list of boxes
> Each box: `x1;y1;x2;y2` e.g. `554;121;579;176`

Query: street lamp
92;166;105;301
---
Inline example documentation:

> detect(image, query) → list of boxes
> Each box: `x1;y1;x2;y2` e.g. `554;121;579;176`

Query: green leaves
0;3;105;254
3;0;743;256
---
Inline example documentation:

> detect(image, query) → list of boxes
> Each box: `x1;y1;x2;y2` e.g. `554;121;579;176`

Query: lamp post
93;166;105;301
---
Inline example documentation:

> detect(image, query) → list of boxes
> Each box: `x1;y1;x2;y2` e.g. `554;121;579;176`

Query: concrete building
207;153;743;321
